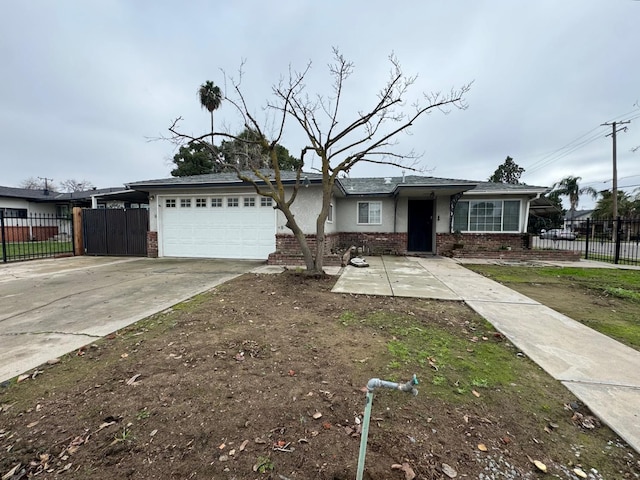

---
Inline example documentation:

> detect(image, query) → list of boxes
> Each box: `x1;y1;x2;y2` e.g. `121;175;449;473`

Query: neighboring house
0;186;148;217
126;172;549;263
0;185;148;243
563;209;593;230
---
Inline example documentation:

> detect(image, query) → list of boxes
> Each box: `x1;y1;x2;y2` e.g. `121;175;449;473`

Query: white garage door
159;195;276;259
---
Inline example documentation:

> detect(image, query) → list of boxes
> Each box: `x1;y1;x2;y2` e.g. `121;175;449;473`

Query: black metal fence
533;217;640;266
1;211;74;263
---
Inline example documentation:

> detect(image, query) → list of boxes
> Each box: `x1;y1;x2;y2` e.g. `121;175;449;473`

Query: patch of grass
254;456;274;473
172;292;212;311
136;408;151;420
4;241;73;259
469;265;640;295
603;286;640;302
468;265;640;350
339;309;522;402
339;311;357;325
111;426;134;445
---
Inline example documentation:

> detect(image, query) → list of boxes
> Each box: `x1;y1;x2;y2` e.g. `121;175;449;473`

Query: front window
2;208;28;218
454;200;520;232
357;201;381;225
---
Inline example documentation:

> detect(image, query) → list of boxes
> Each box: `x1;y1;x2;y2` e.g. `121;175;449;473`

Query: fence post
1;210;6;263
584;218;590;260
73;207;84;256
614;216;622;265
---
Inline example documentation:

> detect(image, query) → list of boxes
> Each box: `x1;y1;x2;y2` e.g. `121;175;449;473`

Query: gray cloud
1;0;637;209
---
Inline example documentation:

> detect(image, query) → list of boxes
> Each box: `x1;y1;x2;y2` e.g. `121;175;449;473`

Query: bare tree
59;179;95;193
19;177;57;191
169;49;471;274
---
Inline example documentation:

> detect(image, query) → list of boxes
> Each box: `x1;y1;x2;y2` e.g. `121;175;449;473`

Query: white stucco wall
0;197;57;215
334;197;397;233
275;186;327;234
145;186;333;235
144;187;535;236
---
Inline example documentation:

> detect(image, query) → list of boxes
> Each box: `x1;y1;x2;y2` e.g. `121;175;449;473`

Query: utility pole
37;177;54;194
602;121;630;241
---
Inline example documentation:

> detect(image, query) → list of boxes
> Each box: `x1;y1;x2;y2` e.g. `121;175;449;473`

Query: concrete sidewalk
332;256;640;454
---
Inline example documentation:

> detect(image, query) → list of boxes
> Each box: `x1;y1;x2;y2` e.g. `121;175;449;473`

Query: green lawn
3;240;73;260
467;265;640;350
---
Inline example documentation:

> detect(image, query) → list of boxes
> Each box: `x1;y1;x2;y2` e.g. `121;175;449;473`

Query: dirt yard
1;271;639;479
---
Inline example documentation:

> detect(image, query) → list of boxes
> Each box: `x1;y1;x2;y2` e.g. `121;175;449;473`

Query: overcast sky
1;1;638;209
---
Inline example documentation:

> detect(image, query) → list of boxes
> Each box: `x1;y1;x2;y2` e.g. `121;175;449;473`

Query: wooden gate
83;209;149;256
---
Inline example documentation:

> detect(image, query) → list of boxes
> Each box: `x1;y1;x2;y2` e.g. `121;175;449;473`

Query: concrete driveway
0;256;262;382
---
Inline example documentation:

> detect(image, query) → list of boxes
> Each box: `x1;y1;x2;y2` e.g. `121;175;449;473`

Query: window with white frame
227;197;239;207
453;200;520;232
195;198;207;208
165;199;176;208
244;197;256;207
211;198;222;208
327;203;333;223
357;201;381;225
260;197;273;207
180;198;191;208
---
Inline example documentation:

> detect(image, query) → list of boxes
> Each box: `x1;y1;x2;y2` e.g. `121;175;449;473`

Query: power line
521;106;640;177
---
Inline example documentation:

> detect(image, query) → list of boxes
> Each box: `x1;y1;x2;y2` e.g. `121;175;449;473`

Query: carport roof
0;185;130;203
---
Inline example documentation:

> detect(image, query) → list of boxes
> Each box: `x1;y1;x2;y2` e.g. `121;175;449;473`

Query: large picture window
357;201;381;225
453;200;520;232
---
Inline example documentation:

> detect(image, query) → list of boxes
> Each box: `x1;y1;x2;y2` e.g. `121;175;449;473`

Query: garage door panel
159;197;275;259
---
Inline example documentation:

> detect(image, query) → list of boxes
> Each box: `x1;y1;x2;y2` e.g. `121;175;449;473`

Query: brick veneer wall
268;231;581;265
268;232;408;265
147;231;158;258
437;233;528;254
436;233;580;261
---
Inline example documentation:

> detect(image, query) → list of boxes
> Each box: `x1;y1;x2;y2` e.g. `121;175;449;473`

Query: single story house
0;185;148;218
563;209;593;230
0;185;149;243
126;172;554;264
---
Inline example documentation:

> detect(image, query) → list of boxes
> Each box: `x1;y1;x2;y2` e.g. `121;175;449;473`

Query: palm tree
552;176;598;228
198;81;223;145
593;190;634;219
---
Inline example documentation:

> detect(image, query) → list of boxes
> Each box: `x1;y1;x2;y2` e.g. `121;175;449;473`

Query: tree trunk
314;221;326;273
210;112;214;146
279;205;316;272
312;177;334;273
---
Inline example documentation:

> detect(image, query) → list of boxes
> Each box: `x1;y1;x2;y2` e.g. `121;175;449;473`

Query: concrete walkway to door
332;255;640;454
